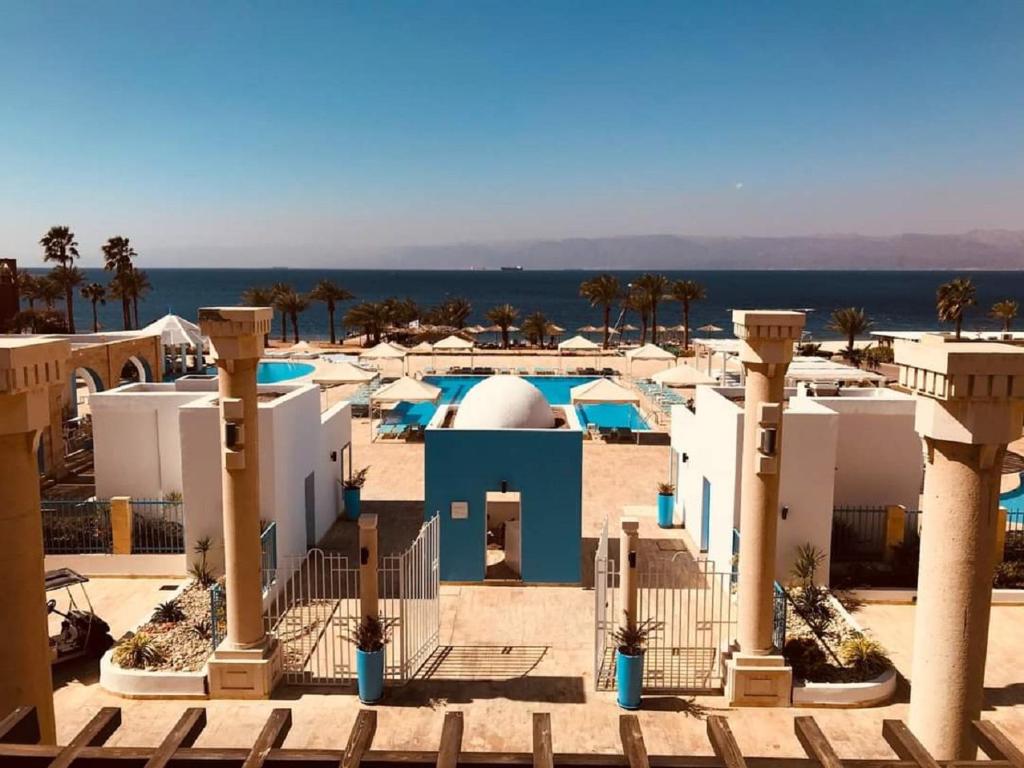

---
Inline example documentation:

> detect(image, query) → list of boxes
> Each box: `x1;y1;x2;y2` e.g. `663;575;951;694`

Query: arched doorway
120;355;153;385
68;367;105;419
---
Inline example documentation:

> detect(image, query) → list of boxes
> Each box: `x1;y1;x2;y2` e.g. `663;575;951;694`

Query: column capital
732;310;805;365
0;338;71;435
895;337;1024;444
198;307;273;361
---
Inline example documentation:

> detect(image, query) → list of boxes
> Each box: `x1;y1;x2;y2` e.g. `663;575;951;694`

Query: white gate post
620;518;640;630
359;514;379;620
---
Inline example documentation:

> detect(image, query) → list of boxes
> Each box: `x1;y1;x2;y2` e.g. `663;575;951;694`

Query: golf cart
45;568;113;664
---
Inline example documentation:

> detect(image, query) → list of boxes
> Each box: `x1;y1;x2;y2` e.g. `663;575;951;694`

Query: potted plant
613;618;650;710
352;614;389;704
342;466;370;520
657;482;675;528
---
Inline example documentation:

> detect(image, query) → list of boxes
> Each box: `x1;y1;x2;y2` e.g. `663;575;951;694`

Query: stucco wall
317;401;351;534
425;426;583;583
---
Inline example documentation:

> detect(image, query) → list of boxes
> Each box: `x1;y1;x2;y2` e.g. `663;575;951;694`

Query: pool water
1000;473;1024;525
205;361;315;383
419;375;650;431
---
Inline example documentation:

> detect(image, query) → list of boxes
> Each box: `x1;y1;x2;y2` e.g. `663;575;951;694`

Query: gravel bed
114;581;215;672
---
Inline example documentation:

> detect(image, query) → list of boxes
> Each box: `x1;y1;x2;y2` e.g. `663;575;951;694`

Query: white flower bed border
98;582;209;699
791;592;898;708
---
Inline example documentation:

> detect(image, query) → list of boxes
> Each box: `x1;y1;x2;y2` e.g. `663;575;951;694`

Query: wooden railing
1;704;1022;768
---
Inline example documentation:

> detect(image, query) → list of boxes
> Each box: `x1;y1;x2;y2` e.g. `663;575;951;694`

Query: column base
207;638;283;699
724;653;792;707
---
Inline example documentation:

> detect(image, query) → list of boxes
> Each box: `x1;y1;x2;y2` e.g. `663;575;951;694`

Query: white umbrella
697;323;724;333
558;334;602;369
433;334;475;368
652;362;717;387
313;361;377;385
408;341;434;353
141;314;208;373
625;342;676;374
368;376;442;441
569;378;640;404
359;340;408;375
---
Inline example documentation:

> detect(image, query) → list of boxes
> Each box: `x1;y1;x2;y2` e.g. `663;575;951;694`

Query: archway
120;355;153;385
68;366;105;419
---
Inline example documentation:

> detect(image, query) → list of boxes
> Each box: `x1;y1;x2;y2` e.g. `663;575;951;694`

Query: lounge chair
516;367;529;375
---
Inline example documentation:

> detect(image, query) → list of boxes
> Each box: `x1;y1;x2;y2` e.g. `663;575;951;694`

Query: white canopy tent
313;361;377;385
625;343;676;374
569;378;640;404
432;334;475;368
140;314;208;374
359;341;408;375
408;341;434;353
558;334;601;369
368;376;442;441
652;362;717;388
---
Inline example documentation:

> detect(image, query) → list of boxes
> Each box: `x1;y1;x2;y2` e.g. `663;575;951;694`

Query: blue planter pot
657;493;674;528
616;649;645;710
356;648;384;704
344;487;362;520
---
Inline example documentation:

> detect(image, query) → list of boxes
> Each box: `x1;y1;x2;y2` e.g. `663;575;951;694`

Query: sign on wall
450;501;468;519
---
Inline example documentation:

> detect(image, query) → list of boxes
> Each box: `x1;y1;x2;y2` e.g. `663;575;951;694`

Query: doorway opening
485;491;521;581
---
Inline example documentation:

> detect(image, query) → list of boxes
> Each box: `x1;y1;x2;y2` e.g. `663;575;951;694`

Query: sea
22;268;1024;341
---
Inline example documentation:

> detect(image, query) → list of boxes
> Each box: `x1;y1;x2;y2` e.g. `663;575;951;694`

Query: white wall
91;384;205;499
317;402;352;537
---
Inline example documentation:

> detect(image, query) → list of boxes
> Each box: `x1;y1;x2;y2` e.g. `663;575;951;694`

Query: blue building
424;376;584;583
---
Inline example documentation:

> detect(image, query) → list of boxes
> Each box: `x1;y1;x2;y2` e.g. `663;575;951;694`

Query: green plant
994;560;1024;588
191;619;212;640
611;618;653;656
839;634;890;680
797;342;822;357
783;637;830;682
352;615;389;652
163;489;183;503
151;600;185;624
790;543;825;588
113;632;164;669
791;585;837;640
658;482;675;496
343;467;370;491
190;536;215;587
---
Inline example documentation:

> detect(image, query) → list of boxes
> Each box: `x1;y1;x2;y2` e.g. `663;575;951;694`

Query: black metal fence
772;581;787;651
131;499;185;554
41;500;113;554
830;506;889;562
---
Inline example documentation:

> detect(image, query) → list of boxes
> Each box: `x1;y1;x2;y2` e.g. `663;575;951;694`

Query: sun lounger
516;367;529;375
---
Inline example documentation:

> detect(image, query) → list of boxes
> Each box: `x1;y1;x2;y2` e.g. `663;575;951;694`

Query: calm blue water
419;374;650;430
26;268;1024;342
257;361;315;383
1000;473;1024;524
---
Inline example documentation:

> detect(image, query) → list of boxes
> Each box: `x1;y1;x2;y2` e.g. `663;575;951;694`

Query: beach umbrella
652;362;717;388
625;342;676;374
368;376;442;441
313;361;377;385
546;324;566;335
669;324;689;333
621;324;638;332
558;334;602;369
570;378;639;404
697;323;724;333
141;313;208;372
433;334;476;368
409;341;434;353
360;340;408;374
578;325;599;334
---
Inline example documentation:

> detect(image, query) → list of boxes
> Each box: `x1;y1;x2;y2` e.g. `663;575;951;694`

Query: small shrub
657;482;675;496
113;632;164;669
352;615;389;652
994;560;1024;589
839;634;890;680
191;619;212;640
790;543;825;587
791;585;838;640
784;637;829;682
163;489;183;503
343;467;370;490
190;536;215;587
612;618;653;656
151;600;185;623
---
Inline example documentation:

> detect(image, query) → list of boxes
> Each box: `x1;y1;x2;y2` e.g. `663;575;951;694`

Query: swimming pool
1000;473;1024;525
417;375;650;431
205;361;315;383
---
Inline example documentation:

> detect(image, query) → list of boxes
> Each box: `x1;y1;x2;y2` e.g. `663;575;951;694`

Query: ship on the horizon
500;265;525;271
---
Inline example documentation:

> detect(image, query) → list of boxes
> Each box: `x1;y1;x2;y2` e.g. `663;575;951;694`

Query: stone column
359;514;379;621
0;338;71;744
199;307;283;699
620;519;640;629
725;310;804;707
896;336;1024;759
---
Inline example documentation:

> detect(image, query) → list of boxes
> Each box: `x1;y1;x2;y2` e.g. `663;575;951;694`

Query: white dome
452;375;555;430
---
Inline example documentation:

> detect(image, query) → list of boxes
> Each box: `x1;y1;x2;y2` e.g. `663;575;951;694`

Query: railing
830;506;888;561
209;583;226;651
41;500;112;554
260;522;278;593
731;528;740;585
772;581;787;651
131;499;185;554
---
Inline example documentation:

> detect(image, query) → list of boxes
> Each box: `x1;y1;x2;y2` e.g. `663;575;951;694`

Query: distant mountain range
347;229;1024;270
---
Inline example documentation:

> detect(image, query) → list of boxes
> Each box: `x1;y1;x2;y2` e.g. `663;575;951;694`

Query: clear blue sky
1;0;1022;265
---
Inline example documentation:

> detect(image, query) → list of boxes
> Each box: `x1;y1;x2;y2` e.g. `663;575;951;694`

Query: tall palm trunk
955;316;962;340
65;288;76;333
602;305;611;348
501;328;509;349
133;296;140;329
91;301;99;332
280;314;287;342
121;296;131;330
328;306;337;344
291;311;300;343
651;302;659;344
640;315;648;345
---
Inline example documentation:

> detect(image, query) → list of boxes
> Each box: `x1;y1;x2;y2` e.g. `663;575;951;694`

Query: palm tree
125;269;152;329
485;303;519;349
344;301;391;345
434;297;472;329
309;279;355;344
17;270;39;310
827;307;872;365
670;279;706;351
624;289;652;345
991;299;1019;333
101;236;138;329
39;226;81;332
936;277;977;340
273;287;310;343
579;274;621;349
634;273;670;344
80;282;106;332
49;265;86;332
241;286;275;347
270;282;292;342
522;311;549;347
36;276;63;309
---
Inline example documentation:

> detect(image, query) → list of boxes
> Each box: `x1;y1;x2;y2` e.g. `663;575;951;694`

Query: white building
90;378;353;574
669;384;923;583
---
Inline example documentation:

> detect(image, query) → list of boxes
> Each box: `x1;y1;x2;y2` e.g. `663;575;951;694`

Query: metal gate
595;538;737;692
265;516;440;686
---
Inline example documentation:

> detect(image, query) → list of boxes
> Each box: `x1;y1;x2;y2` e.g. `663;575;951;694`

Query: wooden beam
143;708;207;768
341;710;378;768
0;707;40;745
881;721;940;768
706;716;747;768
794;717;843;768
973;721;1024;768
532;713;553;768
242;709;293;768
619;715;650;768
436;712;464;768
48;707;122;768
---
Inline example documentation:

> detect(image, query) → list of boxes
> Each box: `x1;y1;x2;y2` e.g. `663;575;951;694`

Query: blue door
700;477;711;552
